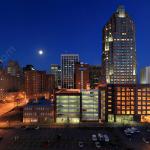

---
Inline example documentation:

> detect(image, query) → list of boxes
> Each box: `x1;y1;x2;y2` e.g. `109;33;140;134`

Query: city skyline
0;0;149;76
1;2;150;149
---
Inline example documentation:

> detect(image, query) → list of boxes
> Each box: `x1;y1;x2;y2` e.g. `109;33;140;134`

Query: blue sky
0;0;149;77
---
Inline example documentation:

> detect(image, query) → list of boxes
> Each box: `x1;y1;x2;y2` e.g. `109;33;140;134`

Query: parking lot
0;126;150;150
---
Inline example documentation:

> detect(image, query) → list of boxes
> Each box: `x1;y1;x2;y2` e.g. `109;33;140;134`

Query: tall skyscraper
140;66;150;84
6;60;23;90
61;54;79;89
50;64;61;88
102;6;136;84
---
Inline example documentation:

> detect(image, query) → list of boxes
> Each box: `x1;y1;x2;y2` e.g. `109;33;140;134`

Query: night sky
0;0;149;77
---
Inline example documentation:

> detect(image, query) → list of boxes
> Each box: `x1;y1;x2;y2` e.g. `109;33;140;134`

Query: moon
38;49;44;55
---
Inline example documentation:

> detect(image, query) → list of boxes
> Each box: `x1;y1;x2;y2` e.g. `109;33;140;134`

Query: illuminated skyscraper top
102;5;136;84
117;5;126;18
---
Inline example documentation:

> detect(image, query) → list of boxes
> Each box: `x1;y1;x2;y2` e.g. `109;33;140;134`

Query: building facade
140;66;150;84
55;89;81;124
136;85;150;123
24;70;55;99
81;90;99;122
99;84;150;124
50;64;61;88
55;84;150;124
23;99;54;124
89;65;103;88
24;70;46;95
55;89;100;124
0;69;22;100
102;6;136;84
61;54;79;89
104;84;136;124
75;62;90;89
7;60;21;77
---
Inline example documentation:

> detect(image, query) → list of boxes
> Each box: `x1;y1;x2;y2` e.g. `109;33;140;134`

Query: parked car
35;126;40;130
95;141;101;149
98;133;103;141
78;141;84;148
124;128;134;135
131;127;140;133
142;137;150;144
104;134;110;142
92;134;97;142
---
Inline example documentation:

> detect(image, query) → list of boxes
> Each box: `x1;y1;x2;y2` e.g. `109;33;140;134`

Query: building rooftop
117;5;126;18
56;89;80;94
26;99;53;107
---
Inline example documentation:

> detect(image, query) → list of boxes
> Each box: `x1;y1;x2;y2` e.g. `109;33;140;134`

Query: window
131;111;134;114
117;97;121;100
122;97;125;100
122;92;125;96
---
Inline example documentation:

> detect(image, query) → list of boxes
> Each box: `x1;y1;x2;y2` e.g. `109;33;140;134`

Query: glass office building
102;5;136;84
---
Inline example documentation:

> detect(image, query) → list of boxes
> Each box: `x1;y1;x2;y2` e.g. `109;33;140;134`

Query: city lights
0;2;150;150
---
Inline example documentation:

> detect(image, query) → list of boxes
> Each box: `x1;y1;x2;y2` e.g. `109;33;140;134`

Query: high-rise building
61;54;79;89
140;66;150;84
89;65;103;89
24;70;46;95
102;5;136;84
75;62;89;89
5;60;23;90
7;60;21;78
24;69;55;98
50;64;61;88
